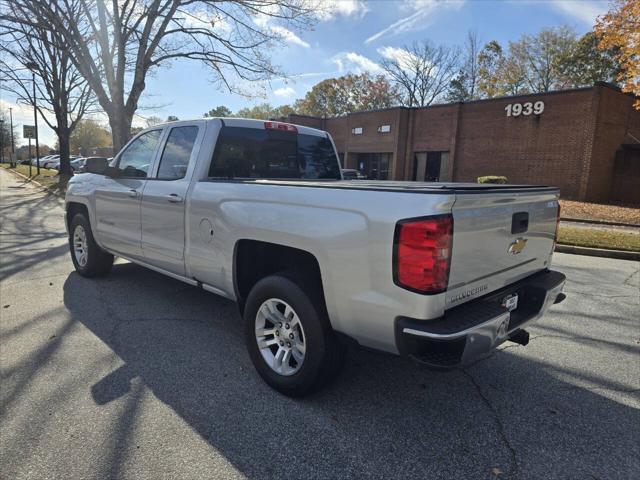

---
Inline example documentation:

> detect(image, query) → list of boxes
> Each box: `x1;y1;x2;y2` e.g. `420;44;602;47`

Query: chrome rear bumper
395;270;566;368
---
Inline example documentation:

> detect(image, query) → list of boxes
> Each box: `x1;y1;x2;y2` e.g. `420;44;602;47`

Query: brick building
287;82;640;203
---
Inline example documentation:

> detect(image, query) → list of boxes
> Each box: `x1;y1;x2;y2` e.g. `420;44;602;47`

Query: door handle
128;189;139;198
166;193;183;203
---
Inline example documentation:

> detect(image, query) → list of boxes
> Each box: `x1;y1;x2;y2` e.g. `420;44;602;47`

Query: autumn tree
596;0;640;109
69;119;112;155
204;106;232;118
1;0;318;152
294;73;399;116
0;0;94;175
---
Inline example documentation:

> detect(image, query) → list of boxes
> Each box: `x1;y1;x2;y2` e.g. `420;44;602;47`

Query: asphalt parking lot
1;168;639;480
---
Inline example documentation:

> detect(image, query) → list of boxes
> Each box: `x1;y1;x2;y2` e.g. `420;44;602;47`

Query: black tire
244;274;346;397
69;213;114;277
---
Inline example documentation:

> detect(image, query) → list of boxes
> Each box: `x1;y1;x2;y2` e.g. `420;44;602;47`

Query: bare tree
447;31;481;101
0;0;94;175
2;0;318;152
380;41;460;107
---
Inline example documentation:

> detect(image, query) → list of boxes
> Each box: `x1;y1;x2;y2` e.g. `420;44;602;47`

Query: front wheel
244;275;346;397
69;213;114;277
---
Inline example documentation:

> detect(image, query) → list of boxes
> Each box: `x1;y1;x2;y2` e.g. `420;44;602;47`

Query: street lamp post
25;61;41;175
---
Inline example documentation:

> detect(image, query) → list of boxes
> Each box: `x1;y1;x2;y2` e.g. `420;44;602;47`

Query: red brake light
264;121;298;133
393;215;453;294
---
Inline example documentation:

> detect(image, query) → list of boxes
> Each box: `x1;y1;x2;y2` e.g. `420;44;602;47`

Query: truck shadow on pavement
62;262;640;480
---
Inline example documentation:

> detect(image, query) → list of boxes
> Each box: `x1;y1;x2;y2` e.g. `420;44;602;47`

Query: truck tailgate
446;189;559;308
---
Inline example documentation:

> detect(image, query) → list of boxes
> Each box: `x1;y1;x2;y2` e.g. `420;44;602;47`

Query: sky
1;0;610;148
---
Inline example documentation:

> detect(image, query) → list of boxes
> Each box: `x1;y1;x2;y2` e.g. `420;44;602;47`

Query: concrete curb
555;244;640;261
561;217;639;228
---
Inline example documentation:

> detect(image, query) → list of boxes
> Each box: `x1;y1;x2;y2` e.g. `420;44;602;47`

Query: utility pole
25;61;40;175
0;119;5;163
9;107;15;167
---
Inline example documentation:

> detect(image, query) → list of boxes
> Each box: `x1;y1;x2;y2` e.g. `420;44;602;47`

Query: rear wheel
244;274;346;397
69;213;113;277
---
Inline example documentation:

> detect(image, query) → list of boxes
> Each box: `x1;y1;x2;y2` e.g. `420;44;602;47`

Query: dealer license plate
502;293;519;312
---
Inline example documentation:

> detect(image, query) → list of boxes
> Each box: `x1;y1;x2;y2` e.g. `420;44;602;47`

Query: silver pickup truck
65;118;566;396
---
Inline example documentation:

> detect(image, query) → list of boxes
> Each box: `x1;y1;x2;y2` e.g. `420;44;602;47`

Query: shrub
477;175;508;184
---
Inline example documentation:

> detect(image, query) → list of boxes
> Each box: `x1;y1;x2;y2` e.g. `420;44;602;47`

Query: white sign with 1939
505;101;544;117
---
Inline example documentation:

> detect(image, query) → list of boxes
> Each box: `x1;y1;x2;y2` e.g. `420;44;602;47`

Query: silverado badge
508;237;528;255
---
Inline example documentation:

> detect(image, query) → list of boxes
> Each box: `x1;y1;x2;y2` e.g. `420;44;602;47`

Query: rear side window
157;126;199;180
208;126;340;180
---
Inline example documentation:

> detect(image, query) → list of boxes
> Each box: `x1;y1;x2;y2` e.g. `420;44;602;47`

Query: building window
413;151;450;182
355;152;392;180
351;127;363;135
377;125;391;133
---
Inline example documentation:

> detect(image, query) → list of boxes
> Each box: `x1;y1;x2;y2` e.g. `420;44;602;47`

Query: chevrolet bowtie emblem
508;237;528;255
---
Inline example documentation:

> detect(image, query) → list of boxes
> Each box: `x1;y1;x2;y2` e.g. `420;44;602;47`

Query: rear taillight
393;215;453;294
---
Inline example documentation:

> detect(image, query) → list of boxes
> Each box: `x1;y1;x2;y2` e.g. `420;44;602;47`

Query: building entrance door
413;151;450;182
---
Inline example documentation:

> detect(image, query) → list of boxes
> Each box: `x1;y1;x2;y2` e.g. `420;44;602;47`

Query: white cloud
332;52;383;74
377;46;420;70
315;0;369;20
365;0;465;44
273;86;296;98
547;0;608;25
270;25;310;48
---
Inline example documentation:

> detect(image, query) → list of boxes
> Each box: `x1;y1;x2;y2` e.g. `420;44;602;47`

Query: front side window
116;129;162;178
208;127;340;180
157;126;199;180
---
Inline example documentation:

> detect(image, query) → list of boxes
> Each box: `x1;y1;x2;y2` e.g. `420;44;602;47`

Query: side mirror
84;157;110;175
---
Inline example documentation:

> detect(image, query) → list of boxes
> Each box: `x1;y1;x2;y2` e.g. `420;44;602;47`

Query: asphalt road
1;168;639;480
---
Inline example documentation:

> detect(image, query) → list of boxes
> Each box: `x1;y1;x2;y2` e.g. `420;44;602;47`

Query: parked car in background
41;155;60;168
48;156;85;171
341;168;367;180
65;118;565;397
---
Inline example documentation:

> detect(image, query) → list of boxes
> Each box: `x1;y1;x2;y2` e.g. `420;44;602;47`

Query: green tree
558;31;620;88
295;73;399;116
235;103;279;120
70;119;112;156
508;26;577;92
204;106;232;118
